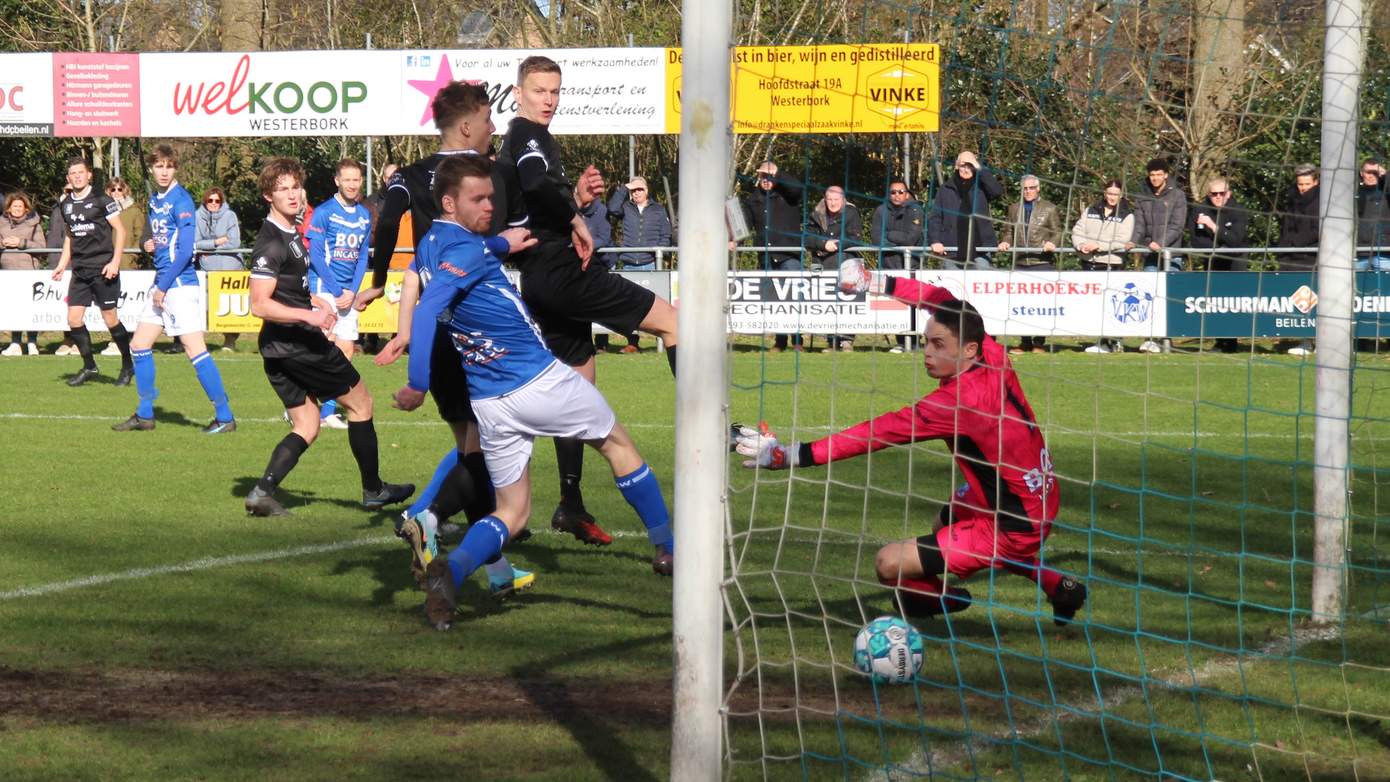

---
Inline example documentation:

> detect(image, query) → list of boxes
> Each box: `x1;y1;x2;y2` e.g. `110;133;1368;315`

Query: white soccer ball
852;616;925;684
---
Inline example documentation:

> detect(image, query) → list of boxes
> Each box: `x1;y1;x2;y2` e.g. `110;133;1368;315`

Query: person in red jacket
736;263;1088;625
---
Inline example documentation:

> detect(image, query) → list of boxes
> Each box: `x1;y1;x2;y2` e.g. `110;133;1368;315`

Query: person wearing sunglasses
869;180;924;353
196;187;245;350
1190;177;1251;354
105;177;145;270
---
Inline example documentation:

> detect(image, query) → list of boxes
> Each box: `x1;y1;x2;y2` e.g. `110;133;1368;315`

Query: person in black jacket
740;160;805;350
1190;177;1250;270
1278;165;1320;356
1357;159;1390;270
869;179;925;271
928;150;1002;269
1278;165;1320;274
1191;177;1251;352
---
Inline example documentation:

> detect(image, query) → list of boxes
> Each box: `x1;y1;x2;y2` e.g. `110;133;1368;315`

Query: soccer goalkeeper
735;262;1087;626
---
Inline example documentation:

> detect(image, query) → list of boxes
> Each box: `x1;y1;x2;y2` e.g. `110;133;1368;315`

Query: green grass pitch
2;342;1389;781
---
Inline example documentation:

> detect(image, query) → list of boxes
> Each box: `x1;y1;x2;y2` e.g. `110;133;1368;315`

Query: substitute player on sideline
243;158;414;517
50;156;133;387
393;156;676;629
736;263;1088;626
375;82;533;598
113;145;236;434
497;56;679;545
305;158;373;430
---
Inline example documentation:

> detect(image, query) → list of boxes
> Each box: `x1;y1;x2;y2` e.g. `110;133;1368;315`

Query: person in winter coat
869;179;925;270
928;150;1003;269
607;176;672;271
1190;177;1252;353
105;178;145;269
1129;157;1187;270
1072;179;1135;354
1279;165;1321;357
1278;165;1320;273
1189;176;1250;271
805;186;864;351
1;192;46;355
194;187;244;271
740;160;805;350
1357;159;1390;270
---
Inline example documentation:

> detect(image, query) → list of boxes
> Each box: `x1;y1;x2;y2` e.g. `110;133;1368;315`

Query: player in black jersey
496;56;679;567
49;156;134;387
243;158;414;517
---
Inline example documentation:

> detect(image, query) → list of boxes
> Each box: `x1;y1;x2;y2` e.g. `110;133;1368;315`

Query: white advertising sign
916;270;1166;337
0;53;55;136
722;272;915;335
399;49;668;136
0;270;155;331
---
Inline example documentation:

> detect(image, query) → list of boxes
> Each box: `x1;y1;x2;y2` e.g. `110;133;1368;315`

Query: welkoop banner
0;44;938;137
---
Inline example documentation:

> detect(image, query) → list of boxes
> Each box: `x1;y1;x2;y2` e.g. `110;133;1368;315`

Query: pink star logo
408;55;454;126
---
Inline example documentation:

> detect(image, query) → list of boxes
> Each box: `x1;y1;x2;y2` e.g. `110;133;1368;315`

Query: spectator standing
105;178;145;270
869;179;924;352
1278;164;1320;356
998;175;1063;353
294;187;314;251
741;160;805;350
1357;159;1390;270
1190;177;1251;353
1;192;45;355
929;150;1002;270
608;176;673;272
1072;179;1134;354
1129;157;1187;272
195;187;244;351
805;186;863;351
195;187;243;271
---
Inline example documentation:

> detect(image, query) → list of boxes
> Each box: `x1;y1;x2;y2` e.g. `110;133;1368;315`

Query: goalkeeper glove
735;422;798;470
837;258;887;296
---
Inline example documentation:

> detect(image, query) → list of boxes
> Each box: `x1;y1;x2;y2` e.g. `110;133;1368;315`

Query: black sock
109;321;133;369
70;325;95;369
461;450;495;520
554;437;585;511
665;345;677;376
430;452;479;522
347;419;383;493
256;433;309;493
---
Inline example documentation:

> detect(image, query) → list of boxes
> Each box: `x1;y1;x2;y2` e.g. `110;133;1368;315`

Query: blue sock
133;348;157;419
446;516;509;589
615;463;672;554
407;448;461;517
190;351;233;422
321;399;337;420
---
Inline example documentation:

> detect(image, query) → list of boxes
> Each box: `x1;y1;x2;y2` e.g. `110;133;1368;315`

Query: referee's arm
357;186;410;308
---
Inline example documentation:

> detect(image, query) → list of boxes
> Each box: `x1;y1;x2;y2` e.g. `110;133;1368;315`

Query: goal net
714;0;1390;779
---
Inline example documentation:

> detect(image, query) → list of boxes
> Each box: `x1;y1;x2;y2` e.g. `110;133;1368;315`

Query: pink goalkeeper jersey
806;278;1059;534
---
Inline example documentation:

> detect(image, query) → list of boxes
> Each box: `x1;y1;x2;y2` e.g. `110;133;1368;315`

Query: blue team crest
1110;282;1153;324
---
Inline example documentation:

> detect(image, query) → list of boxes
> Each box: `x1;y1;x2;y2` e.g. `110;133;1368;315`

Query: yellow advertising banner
664;43;940;135
206;271;407;334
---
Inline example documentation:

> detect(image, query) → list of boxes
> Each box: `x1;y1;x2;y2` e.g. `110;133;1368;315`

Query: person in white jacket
1071;180;1134;354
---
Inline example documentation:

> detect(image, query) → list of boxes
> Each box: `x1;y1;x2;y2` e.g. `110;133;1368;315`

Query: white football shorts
138;283;206;337
471;360;618;489
314;291;360;342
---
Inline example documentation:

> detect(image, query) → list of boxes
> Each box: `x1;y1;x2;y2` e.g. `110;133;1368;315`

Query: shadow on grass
510;632;669;782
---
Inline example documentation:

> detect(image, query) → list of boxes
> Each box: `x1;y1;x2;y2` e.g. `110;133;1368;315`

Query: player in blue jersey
112;144;235;434
392;155;675;630
372;82;536;598
305;158;372;431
